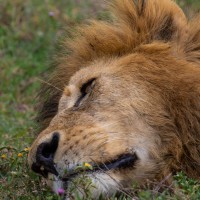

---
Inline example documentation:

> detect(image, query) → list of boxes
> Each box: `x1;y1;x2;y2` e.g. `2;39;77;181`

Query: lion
28;0;200;199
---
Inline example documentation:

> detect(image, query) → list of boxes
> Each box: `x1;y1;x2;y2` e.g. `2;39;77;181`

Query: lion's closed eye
74;78;96;107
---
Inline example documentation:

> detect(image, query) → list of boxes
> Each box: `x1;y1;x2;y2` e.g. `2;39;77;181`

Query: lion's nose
31;133;59;178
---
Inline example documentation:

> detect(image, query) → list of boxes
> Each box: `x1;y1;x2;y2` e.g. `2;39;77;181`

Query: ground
0;0;200;199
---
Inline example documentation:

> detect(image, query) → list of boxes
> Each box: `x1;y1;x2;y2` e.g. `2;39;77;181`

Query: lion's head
28;0;200;198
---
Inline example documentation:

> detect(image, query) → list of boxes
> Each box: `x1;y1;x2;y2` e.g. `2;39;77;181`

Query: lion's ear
111;0;187;42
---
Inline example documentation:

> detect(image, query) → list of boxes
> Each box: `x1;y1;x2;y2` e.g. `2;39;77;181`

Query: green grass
0;0;199;199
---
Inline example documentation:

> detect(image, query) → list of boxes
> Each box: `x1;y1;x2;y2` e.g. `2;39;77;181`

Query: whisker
36;77;63;92
97;121;121;129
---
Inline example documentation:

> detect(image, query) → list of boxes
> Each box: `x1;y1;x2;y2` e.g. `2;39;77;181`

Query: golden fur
28;0;200;198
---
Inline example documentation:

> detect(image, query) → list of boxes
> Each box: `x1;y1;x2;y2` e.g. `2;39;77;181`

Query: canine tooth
40;166;45;171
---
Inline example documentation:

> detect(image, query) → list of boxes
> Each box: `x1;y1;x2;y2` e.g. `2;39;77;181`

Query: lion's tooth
40;166;45;171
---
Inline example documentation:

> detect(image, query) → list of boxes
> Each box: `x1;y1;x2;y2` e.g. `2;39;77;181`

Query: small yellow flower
84;162;92;168
18;153;23;157
24;147;30;152
1;154;6;159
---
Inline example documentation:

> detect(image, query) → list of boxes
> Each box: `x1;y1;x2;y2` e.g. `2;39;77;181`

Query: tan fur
28;0;200;198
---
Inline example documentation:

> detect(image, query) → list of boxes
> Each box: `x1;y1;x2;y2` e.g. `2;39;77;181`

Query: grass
0;0;199;199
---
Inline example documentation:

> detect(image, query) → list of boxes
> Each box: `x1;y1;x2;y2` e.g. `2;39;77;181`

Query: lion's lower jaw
46;175;64;194
48;172;120;199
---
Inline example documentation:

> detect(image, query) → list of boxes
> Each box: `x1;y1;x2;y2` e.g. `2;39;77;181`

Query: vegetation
0;0;199;199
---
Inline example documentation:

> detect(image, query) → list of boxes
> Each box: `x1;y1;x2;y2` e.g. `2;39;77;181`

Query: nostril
38;133;59;159
32;132;59;177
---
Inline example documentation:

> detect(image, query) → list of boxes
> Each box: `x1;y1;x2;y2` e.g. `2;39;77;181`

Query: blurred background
0;0;199;199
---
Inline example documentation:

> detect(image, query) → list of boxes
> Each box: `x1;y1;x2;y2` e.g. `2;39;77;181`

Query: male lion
28;0;200;199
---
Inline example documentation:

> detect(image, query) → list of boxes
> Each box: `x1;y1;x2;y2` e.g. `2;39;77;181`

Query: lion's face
28;0;200;198
28;55;167;198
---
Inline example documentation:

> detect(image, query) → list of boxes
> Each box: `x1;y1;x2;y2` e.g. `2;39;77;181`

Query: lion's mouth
62;153;138;182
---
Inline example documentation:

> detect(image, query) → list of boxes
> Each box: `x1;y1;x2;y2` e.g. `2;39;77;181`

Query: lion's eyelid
74;78;96;107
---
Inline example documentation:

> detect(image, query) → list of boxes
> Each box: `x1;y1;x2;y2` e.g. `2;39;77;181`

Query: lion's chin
45;153;138;198
46;174;64;194
47;172;120;199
